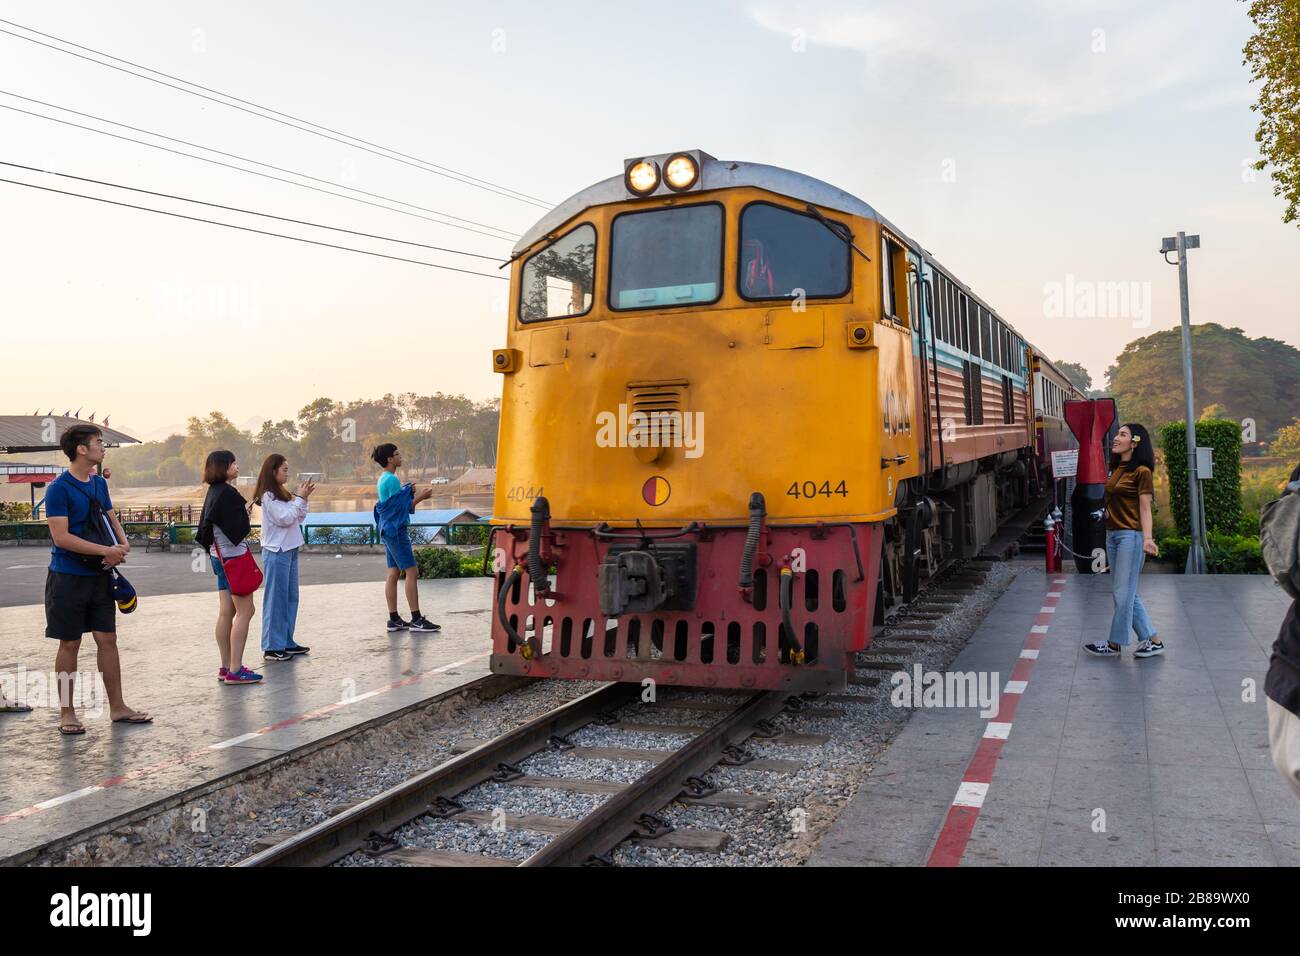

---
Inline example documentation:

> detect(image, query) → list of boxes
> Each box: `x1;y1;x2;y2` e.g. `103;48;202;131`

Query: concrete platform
809;569;1300;867
0;575;497;862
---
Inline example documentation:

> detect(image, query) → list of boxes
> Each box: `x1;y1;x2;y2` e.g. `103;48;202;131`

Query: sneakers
387;616;411;632
224;665;263;684
409;615;441;633
284;644;310;656
263;649;292;662
1083;641;1121;657
1134;639;1165;658
218;666;228;683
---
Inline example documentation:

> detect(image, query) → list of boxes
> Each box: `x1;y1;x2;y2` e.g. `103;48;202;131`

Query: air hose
528;495;551;596
496;564;531;658
739;492;765;589
779;567;805;664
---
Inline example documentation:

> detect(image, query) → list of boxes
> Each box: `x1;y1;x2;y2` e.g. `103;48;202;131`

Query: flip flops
58;722;85;735
0;703;33;713
111;713;153;724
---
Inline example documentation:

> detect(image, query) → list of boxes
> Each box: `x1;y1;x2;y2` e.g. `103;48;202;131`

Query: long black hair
1109;422;1155;473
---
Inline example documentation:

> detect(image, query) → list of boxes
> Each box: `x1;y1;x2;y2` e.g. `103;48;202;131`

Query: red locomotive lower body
488;518;882;692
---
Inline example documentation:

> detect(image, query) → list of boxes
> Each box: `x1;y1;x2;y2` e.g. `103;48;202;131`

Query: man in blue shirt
371;442;438;633
44;425;151;735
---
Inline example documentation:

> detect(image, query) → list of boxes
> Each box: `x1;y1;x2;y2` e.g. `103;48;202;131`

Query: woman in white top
253;454;315;661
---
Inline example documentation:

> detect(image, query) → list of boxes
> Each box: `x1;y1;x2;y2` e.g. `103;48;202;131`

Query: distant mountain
1105;324;1300;438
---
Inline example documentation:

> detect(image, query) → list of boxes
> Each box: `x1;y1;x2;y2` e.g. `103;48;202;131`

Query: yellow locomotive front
489;151;919;691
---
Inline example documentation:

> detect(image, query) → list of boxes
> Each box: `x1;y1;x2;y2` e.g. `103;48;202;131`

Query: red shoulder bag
212;536;263;596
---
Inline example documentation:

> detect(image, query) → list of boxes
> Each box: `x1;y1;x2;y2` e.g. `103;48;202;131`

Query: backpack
1261;480;1300;599
62;476;119;572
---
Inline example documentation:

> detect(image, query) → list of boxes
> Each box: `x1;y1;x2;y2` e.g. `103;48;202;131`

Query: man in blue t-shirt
371;442;438;633
44;424;151;735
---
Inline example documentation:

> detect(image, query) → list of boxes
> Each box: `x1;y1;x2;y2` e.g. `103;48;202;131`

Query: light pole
1160;231;1206;574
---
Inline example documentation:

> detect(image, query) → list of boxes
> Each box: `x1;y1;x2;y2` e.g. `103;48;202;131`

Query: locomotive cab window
518;223;596;323
738;202;850;300
609;204;723;311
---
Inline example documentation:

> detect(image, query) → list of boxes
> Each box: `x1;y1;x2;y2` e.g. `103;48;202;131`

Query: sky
0;0;1294;440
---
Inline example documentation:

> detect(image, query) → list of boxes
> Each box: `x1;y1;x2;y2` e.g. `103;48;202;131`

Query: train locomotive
488;150;1079;691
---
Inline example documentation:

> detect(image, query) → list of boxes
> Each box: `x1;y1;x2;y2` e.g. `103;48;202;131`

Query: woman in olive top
1084;423;1164;658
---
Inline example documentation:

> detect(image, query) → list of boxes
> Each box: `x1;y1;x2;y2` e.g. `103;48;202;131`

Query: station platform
809;569;1300;866
0;574;496;863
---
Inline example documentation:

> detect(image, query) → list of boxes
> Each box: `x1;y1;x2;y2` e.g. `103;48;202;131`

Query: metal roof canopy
0;416;139;454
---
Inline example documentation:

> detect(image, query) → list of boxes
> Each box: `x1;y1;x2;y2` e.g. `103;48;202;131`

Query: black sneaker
410;615;441;633
387;616;411;632
263;649;293;661
283;644;310;656
1083;641;1121;657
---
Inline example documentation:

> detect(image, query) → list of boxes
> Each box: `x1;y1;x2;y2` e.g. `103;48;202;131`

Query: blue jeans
1107;530;1157;647
261;547;300;651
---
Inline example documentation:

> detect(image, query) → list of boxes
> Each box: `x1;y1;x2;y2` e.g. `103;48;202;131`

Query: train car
487;150;1061;692
1029;350;1084;496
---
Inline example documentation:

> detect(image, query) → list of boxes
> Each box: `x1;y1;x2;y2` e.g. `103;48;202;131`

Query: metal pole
1175;231;1207;574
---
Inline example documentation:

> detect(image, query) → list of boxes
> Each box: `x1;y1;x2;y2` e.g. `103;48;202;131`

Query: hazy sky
0;0;1294;440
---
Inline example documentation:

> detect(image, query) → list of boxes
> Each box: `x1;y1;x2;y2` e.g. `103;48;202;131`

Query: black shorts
45;570;115;640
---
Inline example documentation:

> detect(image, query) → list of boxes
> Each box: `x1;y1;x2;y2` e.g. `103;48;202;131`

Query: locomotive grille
627;379;688;444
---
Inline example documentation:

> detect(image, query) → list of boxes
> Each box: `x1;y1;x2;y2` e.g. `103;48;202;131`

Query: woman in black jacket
1266;461;1300;803
198;450;261;685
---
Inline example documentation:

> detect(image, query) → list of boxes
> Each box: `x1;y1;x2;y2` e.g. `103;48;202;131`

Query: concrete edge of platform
1;673;534;866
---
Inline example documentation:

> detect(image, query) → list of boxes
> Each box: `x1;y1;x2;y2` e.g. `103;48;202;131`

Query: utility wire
0;175;509;279
0;94;520;242
0;159;505;261
0;20;553;209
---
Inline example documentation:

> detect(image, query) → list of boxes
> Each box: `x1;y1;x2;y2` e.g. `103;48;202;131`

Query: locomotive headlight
663;153;699;191
625;159;660;196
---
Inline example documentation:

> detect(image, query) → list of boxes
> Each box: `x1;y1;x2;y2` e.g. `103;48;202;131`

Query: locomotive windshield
609;204;722;310
519;223;595;322
739;202;851;299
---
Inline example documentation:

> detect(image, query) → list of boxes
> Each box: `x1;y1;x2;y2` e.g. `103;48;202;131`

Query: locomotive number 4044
786;480;848;499
505;485;544;501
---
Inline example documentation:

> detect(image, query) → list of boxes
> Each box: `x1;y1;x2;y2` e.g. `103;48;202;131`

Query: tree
1243;0;1300;225
1105;323;1300;439
1274;417;1300;460
1199;403;1229;420
181;412;255;473
1056;361;1094;395
155;456;193;484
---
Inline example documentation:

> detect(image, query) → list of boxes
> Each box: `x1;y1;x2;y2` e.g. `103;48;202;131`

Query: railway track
238;554;1001;868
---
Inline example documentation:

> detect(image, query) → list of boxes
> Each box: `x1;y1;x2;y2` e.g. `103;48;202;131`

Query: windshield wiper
804;204;871;262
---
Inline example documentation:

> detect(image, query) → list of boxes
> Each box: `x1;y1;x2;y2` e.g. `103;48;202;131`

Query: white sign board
1050;449;1079;479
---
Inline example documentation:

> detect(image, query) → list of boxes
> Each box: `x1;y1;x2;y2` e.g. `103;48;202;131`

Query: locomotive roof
515;156;1054;370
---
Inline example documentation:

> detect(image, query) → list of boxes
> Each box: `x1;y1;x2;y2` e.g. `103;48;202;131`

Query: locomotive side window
738;203;850;300
519;223;596;323
609;204;723;311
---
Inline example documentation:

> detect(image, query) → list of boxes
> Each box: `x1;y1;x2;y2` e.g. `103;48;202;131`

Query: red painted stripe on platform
0;650;492;827
925;577;1069;867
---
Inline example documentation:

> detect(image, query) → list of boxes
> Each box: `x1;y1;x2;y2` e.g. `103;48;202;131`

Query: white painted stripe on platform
1031;625;1050;634
953;781;990;808
983;722;1013;740
1053;578;1067;584
1039;606;1056;613
35;786;103;810
209;733;261;750
344;690;381;704
1004;680;1028;694
1020;649;1040;659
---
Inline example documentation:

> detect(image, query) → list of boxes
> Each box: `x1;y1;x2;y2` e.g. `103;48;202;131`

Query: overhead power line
0;174;509;279
0;20;554;209
0;159;506;261
0;93;520;242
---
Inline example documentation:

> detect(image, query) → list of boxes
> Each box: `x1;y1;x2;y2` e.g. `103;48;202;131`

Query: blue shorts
211;554;230;591
382;529;416;570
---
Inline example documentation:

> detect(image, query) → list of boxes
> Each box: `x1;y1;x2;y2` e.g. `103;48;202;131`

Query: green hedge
1158;419;1242;536
1156;532;1266;574
415;546;492;579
